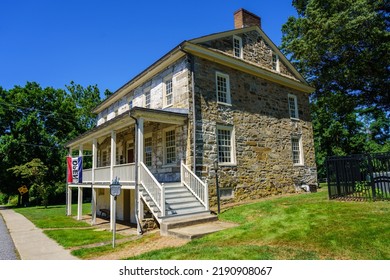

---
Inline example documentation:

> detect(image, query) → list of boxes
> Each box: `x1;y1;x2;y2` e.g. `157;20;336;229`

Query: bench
99;209;110;218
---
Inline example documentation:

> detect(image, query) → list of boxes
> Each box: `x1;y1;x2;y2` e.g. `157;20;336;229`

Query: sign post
110;177;122;248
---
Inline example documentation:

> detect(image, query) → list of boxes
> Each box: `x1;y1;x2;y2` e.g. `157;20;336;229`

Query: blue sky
0;0;297;94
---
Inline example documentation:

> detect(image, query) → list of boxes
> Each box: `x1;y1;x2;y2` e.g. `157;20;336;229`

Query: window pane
218;129;231;163
165;130;176;164
145;91;151;108
233;37;241;58
144;137;152;166
217;75;227;103
291;137;301;164
165;79;173;106
288;96;297;118
272;54;278;71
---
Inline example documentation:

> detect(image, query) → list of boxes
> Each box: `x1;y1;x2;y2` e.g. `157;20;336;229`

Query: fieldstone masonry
191;56;317;206
199;30;298;81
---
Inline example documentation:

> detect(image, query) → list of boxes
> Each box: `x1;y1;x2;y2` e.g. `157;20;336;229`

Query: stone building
65;9;317;234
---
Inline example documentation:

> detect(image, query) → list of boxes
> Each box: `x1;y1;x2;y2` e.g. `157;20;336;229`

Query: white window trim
233;35;243;59
215;72;232;106
216;124;236;166
291;135;304;166
163;76;174;108
163;127;177;166
144;87;151;109
272;53;280;72
288;93;299;120
144;133;153;167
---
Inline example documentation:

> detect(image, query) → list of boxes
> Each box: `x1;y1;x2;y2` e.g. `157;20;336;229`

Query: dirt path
89;232;189;260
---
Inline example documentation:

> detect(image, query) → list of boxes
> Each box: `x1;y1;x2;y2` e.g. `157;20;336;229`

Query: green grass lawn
13;189;390;260
14;203;127;248
14;203;92;228
128;189;390;260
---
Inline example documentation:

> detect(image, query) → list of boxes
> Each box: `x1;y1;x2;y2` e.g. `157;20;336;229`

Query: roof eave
182;42;314;93
189;26;308;85
92;43;187;114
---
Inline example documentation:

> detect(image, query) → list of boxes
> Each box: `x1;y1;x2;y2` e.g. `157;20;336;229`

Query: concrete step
161;213;218;230
165;220;238;240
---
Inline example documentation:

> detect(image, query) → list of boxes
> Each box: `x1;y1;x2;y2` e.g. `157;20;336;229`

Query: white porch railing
113;163;135;184
94;166;110;183
83;169;92;182
181;160;209;210
139;162;165;217
82;164;136;184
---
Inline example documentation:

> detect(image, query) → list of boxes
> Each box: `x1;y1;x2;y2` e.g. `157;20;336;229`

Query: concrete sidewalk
0;207;78;260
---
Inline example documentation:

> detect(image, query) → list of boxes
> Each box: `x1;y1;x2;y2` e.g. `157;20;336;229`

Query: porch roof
65;107;188;149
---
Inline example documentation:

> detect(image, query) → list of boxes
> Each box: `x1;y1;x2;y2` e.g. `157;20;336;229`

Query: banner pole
65;154;69;216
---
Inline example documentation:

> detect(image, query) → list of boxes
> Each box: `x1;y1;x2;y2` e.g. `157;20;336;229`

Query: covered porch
66;107;209;232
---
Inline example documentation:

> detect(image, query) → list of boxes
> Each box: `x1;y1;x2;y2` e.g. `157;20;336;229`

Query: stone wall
96;57;190;126
191;56;317;206
199;30;299;81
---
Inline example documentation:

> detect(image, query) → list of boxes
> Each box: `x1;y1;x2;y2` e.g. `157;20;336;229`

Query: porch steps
140;182;209;222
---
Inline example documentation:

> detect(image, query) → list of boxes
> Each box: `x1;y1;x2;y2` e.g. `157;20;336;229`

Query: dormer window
233;35;243;58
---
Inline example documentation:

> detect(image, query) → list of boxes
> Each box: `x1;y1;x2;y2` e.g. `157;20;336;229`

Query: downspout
190;54;196;174
179;44;197;173
130;113;143;235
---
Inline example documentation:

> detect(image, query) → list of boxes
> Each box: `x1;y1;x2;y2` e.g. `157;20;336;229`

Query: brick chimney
234;8;261;29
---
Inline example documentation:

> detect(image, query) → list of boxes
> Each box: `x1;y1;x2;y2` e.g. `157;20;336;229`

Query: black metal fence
326;153;390;201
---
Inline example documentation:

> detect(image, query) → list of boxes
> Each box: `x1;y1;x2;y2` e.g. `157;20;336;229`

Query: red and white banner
67;156;83;183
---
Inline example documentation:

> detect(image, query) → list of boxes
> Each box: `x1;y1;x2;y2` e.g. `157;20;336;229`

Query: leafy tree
0;82;102;204
282;0;389;109
281;0;390;178
66;81;102;131
8;158;51;207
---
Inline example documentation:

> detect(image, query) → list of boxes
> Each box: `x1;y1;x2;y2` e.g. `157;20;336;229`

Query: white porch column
110;130;116;231
77;186;83;220
92;138;97;183
110;131;116;180
135;118;144;234
67;187;72;216
139;193;144;220
91;187;97;225
77;146;83;220
91;138;97;225
137;118;144;163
